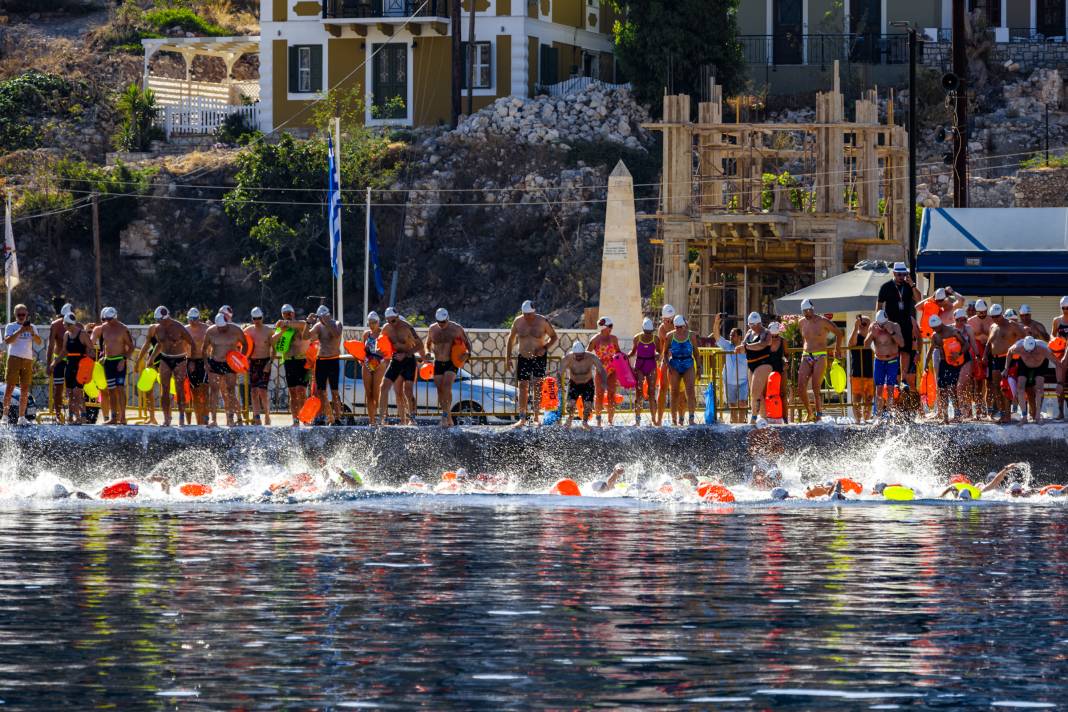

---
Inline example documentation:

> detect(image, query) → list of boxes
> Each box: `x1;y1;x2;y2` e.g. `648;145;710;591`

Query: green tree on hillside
611;0;746;110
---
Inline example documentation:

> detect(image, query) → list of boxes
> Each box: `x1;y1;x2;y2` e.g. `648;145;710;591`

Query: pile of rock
452;84;651;150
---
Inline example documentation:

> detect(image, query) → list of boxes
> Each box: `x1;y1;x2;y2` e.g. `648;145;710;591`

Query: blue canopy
916;207;1068;295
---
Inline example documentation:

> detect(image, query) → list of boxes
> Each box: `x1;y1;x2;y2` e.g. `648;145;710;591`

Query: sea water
0;491;1065;708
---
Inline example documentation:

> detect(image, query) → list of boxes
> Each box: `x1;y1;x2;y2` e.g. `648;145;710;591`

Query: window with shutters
288;44;323;94
461;42;492;89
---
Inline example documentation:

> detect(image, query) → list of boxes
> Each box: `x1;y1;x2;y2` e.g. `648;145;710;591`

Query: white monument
597;161;643;348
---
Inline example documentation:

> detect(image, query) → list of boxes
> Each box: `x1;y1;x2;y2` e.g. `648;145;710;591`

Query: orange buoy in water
1040;484;1065;496
441;471;458;481
418;362;434;380
837;478;863;495
343;340;366;361
100;481;139;499
950;474;972;485
550;478;581;496
179;483;212;497
298;395;322;424
697;482;735;503
226;350;249;373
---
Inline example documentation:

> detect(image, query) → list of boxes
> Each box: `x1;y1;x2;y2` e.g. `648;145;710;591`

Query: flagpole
333;117;344;325
364;186;371;324
4;191;11;326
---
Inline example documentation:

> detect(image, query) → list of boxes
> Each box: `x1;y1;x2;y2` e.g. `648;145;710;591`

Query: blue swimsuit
668;336;695;374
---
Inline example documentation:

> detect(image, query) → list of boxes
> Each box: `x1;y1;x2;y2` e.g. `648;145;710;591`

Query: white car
335;359;519;425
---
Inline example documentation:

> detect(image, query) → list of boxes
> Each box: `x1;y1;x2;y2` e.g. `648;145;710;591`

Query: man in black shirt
877;261;922;382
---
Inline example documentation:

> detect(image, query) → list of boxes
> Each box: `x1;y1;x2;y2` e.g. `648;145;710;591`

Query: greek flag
327;135;342;279
4;194;18;291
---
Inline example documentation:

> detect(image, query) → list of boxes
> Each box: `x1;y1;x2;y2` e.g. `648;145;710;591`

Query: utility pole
466;0;476;115
91;192;101;316
892;20;919;278
450;0;462;127
951;0;968;207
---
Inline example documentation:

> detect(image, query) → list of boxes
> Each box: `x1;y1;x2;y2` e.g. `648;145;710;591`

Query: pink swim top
634;336;658;375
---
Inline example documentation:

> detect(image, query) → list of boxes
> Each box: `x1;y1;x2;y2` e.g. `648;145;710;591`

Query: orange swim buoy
920;301;941;337
766;371;783;420
550;478;581;496
298;395;321;424
343;340;366;361
418;362;434;380
837;478;863;495
540;377;560;410
920;369;937;408
76;356;95;385
441;471;458;481
226;350;249;373
305;341;319;370
950;474;972;485
697;482;735;503
178;483;212;497
1050;337;1066;360
100;481;139;499
450;337;468;368
377;335;394;359
1040;485;1065;496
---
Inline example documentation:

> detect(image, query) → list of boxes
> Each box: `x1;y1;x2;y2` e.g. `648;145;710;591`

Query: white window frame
298;46;313;93
463;41;493;89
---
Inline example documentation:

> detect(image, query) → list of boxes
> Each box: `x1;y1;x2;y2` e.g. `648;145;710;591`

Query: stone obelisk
597;161;642;349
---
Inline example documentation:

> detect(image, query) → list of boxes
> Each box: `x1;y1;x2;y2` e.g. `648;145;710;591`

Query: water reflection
0;502;1064;707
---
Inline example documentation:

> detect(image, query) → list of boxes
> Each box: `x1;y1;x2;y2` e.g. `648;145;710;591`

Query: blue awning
916;207;1068;295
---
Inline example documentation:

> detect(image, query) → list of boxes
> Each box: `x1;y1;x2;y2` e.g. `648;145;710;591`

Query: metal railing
739;33;907;67
535;77;631;97
322;0;450;19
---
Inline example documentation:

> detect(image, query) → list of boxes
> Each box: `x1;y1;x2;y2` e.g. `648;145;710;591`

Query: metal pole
951;0;968;208
92;192;101;317
364;186;371;324
908;27;918;279
450;0;461;127
4;192;10;326
1046;103;1050;166
333;117;344;325
466;0;475;115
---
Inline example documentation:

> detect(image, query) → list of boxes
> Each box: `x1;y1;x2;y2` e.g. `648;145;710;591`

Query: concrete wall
1014;166;1068;207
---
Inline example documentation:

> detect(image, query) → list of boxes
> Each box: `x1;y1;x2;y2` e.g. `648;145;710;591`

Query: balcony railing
322;0;450;19
739;34;907;67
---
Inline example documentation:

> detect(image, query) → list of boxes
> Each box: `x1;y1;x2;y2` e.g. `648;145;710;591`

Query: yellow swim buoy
951;482;982;500
882;485;915;501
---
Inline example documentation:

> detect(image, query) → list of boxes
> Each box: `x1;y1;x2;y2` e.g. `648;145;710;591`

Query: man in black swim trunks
90;307;134;425
185;308;210;425
558;341;606;429
273;303;310;427
204;312;246;427
426;308;472;427
244;306;274;425
309;304;343;425
150;306;195;427
506;300;558;427
46;301;72;424
380;307;426;425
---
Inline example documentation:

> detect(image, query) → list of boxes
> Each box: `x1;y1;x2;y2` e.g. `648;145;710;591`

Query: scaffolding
645;62;909;334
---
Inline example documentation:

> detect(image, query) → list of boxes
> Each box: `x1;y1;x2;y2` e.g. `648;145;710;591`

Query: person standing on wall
2;304;41;425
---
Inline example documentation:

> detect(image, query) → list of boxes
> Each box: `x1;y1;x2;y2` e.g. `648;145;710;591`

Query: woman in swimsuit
362;311;386;426
741;312;772;422
589;316;622;426
666;314;700;426
627;318;661;426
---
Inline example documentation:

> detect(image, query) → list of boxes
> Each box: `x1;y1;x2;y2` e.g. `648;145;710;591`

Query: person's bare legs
1015;376;1028;423
392;379;406;424
750;365;771;421
51;378;65;424
159;363;174;426
379;378;394;423
656;367;668;425
683;368;696;424
221;373;238;426
516;380;530;426
403;380;417;424
810;357;827;419
797;358;814;421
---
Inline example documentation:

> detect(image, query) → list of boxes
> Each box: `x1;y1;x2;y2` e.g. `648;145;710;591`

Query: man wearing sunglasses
2;304;41;425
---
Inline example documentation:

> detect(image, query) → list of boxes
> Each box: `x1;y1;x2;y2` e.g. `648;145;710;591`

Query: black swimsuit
745;331;770;373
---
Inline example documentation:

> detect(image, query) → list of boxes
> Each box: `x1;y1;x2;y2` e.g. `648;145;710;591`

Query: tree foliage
113;84;164;151
611;0;746;110
223;129;401;305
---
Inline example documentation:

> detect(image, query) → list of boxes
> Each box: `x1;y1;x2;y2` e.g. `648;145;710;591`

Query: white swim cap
316;305;330;317
1009;482;1024;495
384;306;399;318
1061;296;1068;309
755;417;768;429
597;316;613;328
521;300;535;314
642;318;654;332
747;311;762;326
661;304;676;318
1019;304;1031;315
770;487;788;501
1023;335;1037;351
367;311;380;323
928;314;941;328
1006;309;1018;320
768;322;782;335
220;304;233;316
800;298;814;311
572;341;586;354
214;313;226;327
60;303;73;316
673;314;686;327
990;304;1003;317
435;308;449;322
187;307;200;319
954;309;966;320
251;307;264;319
875;310;889;324
280;303;295;315
51;483;69;499
63;312;76;325
154;306;168;320
934;288;947;300
975;299;988;311
100;306;117;320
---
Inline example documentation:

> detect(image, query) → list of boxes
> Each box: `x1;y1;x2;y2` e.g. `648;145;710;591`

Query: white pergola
141;36;261;106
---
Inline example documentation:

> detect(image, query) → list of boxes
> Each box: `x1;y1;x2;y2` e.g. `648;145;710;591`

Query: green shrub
0;72;78;151
142;7;230;36
113;84;164;151
215;111;260;146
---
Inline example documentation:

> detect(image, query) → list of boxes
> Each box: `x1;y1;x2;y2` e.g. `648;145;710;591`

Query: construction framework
645;63;909;334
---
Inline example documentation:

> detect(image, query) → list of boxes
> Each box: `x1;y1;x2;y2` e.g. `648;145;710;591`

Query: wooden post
450;0;462;126
466;0;476;115
92;192;101;317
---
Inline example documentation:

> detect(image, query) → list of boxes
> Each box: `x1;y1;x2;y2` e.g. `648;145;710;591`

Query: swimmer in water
805;480;848;501
48;483;92;500
314;455;364;491
746;418;784;489
591;464;626;493
938;463;1027;499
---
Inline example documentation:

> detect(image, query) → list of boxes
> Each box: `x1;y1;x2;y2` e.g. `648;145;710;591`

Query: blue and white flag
4;193;18;291
368;214;385;297
327;135;342;278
